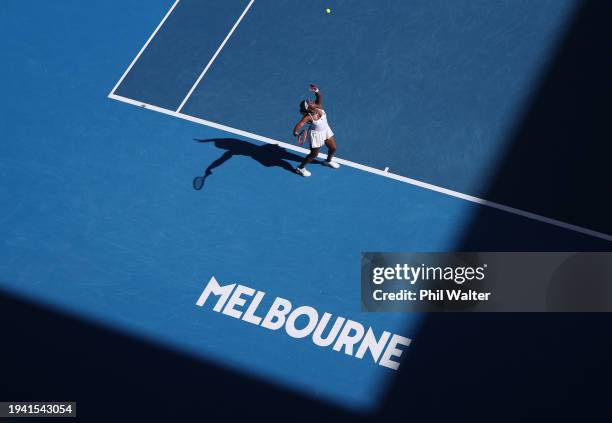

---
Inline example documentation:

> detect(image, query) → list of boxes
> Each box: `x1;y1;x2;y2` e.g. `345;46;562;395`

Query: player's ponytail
299;100;309;114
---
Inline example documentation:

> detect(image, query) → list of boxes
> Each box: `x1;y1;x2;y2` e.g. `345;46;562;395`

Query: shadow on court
192;138;315;190
3;3;611;423
460;0;612;237
379;3;612;422
4;285;611;423
379;312;612;422
0;289;355;422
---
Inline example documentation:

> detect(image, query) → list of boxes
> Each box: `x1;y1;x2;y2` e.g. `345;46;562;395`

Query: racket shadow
193;138;312;190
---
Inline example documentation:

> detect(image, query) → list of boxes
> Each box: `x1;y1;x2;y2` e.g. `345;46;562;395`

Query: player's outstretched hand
309;83;319;93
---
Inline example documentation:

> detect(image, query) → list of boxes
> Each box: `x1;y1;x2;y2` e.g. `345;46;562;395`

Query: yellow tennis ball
326;8;331;14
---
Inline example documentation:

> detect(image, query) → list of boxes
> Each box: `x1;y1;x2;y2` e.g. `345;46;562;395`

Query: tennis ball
326;8;331;14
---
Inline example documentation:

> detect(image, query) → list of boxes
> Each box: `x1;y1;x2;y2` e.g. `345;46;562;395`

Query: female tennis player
293;84;340;177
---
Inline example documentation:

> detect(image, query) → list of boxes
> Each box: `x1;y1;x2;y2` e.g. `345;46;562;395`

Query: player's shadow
193;138;314;190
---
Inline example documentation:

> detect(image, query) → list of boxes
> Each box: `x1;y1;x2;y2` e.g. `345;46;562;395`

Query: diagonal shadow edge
0;286;362;421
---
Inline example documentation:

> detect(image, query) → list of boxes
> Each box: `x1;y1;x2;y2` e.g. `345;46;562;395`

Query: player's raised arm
310;83;322;107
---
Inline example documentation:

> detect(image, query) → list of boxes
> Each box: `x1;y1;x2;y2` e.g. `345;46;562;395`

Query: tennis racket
296;128;309;146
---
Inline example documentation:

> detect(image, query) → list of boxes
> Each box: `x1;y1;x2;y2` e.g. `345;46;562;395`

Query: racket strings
297;129;309;145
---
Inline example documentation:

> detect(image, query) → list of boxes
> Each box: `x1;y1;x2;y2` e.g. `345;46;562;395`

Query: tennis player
293;84;340;177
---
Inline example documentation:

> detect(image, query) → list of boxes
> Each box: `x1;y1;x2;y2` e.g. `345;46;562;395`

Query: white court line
176;0;255;113
109;0;181;96
107;0;611;243
108;93;612;243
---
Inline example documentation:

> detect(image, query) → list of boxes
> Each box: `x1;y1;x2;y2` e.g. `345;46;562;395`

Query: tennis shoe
296;167;312;177
323;160;340;169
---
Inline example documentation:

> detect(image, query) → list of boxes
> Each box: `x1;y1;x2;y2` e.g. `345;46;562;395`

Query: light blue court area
1;0;611;413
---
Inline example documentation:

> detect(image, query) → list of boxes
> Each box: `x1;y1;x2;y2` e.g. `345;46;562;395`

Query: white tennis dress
308;110;334;148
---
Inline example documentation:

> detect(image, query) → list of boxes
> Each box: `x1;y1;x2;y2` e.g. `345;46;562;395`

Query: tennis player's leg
325;137;336;160
299;147;319;168
323;136;340;168
296;147;319;177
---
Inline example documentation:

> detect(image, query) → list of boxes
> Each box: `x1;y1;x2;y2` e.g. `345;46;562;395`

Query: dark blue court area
114;0;612;236
1;0;612;421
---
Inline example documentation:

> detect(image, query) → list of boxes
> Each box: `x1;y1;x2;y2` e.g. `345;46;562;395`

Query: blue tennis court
2;0;611;420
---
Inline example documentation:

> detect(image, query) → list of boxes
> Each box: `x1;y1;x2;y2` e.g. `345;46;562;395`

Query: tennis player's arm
293;116;311;136
310;84;323;106
314;90;322;107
